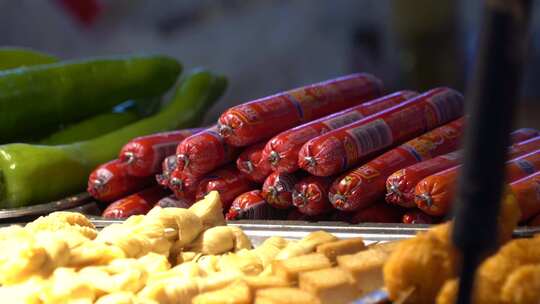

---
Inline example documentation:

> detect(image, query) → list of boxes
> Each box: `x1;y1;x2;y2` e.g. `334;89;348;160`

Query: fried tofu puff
386;192;522;304
501;264;540;304
383;228;457;304
436;237;540;304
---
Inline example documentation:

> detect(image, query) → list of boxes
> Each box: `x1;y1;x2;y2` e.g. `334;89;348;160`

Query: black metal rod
452;1;531;304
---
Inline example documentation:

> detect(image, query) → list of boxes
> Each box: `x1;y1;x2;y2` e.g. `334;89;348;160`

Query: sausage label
514;159;537;175
322;111;365;129
427;90;464;126
346;119;393;156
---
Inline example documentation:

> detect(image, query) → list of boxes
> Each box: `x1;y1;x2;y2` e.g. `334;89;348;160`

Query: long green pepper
0;69;227;208
0;54;181;141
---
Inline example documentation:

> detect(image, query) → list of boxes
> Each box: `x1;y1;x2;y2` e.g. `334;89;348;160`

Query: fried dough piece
192;280;252;304
315;238;365;264
383;232;457;304
275;231;337;261
337;247;392;296
501;264;540;304
255;288;321;304
188;191;225;229
272;253;331;283
299;267;358;304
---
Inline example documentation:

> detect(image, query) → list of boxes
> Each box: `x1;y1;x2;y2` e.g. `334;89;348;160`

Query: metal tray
0;193;93;223
87;218;540;246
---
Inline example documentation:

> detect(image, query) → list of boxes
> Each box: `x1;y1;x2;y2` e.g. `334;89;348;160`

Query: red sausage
386;134;540;208
167;168;198;200
298;87;464;176
509;128;539;143
225;190;286;220
218;73;383;147
195;165;255;212
262;91;418;174
509;171;540;222
119;129;203;177
102;186;169;219
402;210;437;224
156;194;193;208
292;176;334;216
236;142;272;183
415;149;540;216
261;172;299;209
349;203;404;224
329;118;465;211
176;125;241;178
88;159;153;202
155;155;178;187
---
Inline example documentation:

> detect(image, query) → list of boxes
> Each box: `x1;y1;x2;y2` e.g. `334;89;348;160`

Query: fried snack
435;279;458;304
501;264;540;304
25;211;97;240
96;215;171;258
40;267;98;304
146;207;203;246
192;280;252;304
366;241;400;254
175;251;199;265
385;193;521;304
242;275;290;289
469;237;540;304
197;255;220;275
95;292;139;304
68;241;126;268
383;232;457;304
229;226;254;251
187;226;235;255
0;276;45;304
255;287;321;304
187;226;252;255
138;277;199;304
0;228;48;285
275;231;337;260
315;238;365;264
252;237;289;268
299;267;357;304
337;247;393;296
272;253;331;283
138;253;171;277
188;191;226;229
218;252;264;276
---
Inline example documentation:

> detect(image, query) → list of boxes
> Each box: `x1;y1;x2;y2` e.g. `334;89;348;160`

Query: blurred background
1;0;539;127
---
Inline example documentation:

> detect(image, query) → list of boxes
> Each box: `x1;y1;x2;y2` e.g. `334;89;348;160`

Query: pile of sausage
87;73;540;226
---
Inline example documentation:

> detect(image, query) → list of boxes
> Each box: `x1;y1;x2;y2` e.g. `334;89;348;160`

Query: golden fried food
501;264;540;304
337;246;392;296
275;231;336;261
383;232;457;304
315;238;365;264
435;279;458;304
254;287;321;304
299;267;357;304
192;280;252;304
188;191;225;229
272;253;331;283
187;226;252;255
26;211;97;240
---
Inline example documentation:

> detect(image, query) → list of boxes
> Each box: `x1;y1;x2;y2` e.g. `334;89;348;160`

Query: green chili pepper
0;47;58;70
0;54;181;142
0;69;227;208
39;111;140;145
